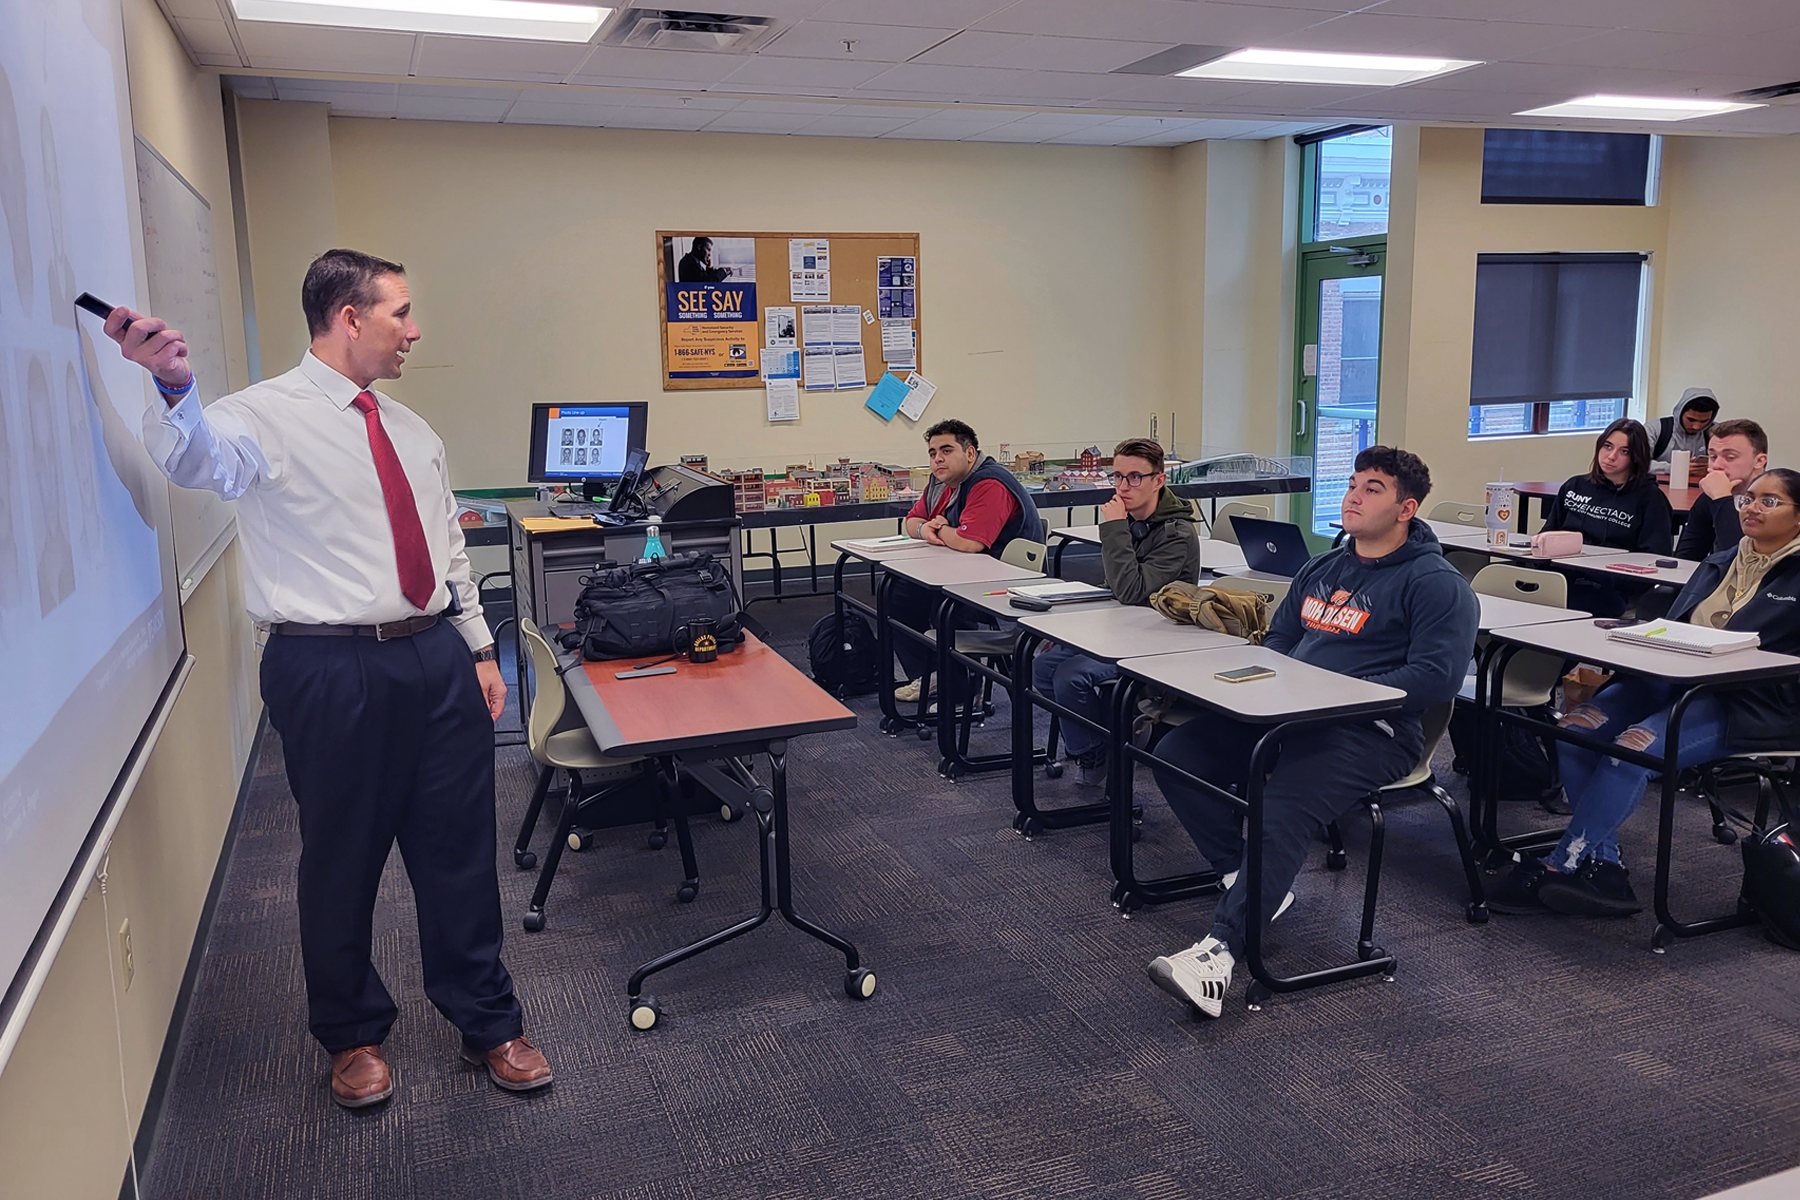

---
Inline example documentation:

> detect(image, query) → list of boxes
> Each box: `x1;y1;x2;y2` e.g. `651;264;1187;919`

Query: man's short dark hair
301;248;405;338
1709;418;1767;456
1353;445;1432;506
925;419;978;451
692;236;713;255
1685;394;1720;416
1112;437;1165;475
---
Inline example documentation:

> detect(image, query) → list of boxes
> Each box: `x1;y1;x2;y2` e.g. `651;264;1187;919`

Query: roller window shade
1469;253;1645;407
1481;129;1653;206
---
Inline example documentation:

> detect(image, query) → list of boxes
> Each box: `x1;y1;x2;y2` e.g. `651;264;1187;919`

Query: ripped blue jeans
1550;678;1733;870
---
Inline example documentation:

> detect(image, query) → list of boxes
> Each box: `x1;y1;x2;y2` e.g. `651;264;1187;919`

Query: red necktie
352;390;435;611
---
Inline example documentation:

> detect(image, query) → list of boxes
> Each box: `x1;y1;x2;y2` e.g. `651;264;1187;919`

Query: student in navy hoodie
1541;418;1673;617
1146;447;1478;1019
1489;467;1800;919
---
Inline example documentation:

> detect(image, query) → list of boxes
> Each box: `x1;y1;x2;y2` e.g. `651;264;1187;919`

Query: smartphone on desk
1215;665;1276;683
1593;618;1633;630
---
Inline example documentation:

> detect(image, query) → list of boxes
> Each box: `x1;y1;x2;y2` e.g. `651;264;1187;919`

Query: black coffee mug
681;617;719;663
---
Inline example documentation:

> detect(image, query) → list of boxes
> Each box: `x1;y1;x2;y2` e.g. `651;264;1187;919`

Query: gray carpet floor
141;586;1800;1200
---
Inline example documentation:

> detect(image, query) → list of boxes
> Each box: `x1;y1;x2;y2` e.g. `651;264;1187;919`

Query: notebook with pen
838;534;919;552
1607;622;1760;656
1006;580;1112;604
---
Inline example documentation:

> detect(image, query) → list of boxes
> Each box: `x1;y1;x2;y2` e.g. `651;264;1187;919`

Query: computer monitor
527;402;649;493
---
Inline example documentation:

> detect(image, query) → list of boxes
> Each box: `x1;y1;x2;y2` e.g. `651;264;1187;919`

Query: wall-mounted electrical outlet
118;919;134;991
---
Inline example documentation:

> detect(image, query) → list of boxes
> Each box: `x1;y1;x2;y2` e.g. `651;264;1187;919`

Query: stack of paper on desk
839;535;919;552
1608;622;1760;656
1007;580;1112;604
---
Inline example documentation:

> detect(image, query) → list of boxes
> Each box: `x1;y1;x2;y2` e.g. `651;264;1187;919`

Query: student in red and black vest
889;419;1044;702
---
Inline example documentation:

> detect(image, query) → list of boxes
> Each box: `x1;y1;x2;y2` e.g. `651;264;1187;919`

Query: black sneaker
1539;858;1642;917
1487;857;1552;914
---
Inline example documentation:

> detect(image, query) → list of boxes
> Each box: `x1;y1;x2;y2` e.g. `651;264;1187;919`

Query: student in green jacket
1033;437;1200;786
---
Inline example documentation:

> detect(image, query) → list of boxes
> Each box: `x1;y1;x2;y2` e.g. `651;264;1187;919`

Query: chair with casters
1695;752;1799;846
1211;501;1272;546
1323;701;1489;925
513;618;699;931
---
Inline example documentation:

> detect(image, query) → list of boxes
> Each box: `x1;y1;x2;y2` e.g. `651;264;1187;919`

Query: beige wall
0;0;261;1192
1379;125;1670;508
235;97;338;376
233;115;1199;485
1656;134;1800;465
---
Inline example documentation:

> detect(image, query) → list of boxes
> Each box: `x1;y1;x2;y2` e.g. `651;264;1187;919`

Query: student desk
1111;646;1408;1008
827;535;941;707
1556;551;1699;589
1510;480;1698;533
1047;524;1249;578
1007;607;1243;838
1476;594;1590;631
560;632;870;1027
869;549;1043;735
1476;619;1800;951
932;583;1116;782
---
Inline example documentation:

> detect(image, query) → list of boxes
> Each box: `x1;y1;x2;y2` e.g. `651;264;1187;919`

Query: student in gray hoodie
1650;388;1719;477
1033;438;1199;785
1146;447;1478;1019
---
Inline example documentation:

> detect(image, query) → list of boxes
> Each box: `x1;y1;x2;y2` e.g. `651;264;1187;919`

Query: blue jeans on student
1031;644;1118;761
1551;677;1733;871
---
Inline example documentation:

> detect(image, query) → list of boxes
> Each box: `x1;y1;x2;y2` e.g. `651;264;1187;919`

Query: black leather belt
273;614;439;641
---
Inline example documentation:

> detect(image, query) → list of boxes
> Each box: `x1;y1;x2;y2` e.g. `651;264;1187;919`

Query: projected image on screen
0;0;184;1013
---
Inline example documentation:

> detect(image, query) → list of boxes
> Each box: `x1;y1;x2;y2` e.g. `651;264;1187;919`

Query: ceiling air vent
1733;80;1800;104
601;9;782;53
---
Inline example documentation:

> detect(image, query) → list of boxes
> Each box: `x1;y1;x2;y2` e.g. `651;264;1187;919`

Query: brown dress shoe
329;1046;393;1109
460;1035;553;1092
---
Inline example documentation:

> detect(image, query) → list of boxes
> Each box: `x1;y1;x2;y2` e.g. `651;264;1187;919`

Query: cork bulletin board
656;231;922;392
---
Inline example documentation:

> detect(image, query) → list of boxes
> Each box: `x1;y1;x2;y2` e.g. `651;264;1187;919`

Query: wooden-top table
560;633;872;1028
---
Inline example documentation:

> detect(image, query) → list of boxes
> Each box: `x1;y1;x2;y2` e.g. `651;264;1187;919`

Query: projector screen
0;0;187;1024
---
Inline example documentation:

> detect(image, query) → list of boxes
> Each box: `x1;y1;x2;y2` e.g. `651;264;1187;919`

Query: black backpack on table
558;551;745;661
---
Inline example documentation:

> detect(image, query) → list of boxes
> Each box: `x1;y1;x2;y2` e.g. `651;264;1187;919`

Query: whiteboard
135;135;234;595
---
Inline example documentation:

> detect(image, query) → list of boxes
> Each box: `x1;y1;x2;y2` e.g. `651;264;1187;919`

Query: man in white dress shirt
106;249;551;1108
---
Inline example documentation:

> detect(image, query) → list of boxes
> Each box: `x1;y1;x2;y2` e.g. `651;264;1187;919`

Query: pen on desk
983;589;1008;595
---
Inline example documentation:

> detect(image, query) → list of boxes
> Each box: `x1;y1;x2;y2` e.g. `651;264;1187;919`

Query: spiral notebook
1007;580;1113;604
1607;622;1760;657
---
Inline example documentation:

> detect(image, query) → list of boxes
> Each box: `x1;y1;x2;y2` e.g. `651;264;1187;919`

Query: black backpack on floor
808;610;879;698
1448;704;1562;808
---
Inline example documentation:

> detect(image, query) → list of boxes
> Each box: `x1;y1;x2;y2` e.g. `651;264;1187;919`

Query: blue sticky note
865;372;907;421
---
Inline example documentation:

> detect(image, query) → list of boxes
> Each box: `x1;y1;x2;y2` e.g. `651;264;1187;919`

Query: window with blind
1468;252;1646;439
1481;130;1657;206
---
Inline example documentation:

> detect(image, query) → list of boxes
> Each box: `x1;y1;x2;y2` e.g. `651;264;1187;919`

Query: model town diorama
696;445;1144;514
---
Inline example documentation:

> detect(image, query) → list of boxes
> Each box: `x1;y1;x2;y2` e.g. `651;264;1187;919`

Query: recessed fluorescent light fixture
227;0;610;41
1514;94;1764;122
1176;48;1479;87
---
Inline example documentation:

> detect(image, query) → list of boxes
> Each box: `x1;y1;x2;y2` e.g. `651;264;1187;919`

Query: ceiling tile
700;111;814;133
1514;27;1706;68
603;108;723;131
570;46;746;87
394;95;514;121
173;18;240;57
715;54;893;93
162;0;227;21
234;23;415;73
806;0;1015;26
913;30;1172;73
1635;37;1800;79
971;70;1114;104
852;61;1000;96
971;0;1351;41
762;21;959;62
597;93;741;110
1090;74;1259;109
504;102;619;126
412;35;589;83
792;113;922;135
728;98;849;115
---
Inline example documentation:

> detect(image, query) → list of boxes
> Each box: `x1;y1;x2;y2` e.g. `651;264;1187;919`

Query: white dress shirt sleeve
141;381;269;500
436;446;493;650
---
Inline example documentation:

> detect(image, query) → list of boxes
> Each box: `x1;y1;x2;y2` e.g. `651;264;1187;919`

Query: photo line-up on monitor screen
529;402;648;481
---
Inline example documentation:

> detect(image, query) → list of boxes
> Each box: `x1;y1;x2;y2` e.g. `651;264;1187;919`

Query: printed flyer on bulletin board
661;234;760;381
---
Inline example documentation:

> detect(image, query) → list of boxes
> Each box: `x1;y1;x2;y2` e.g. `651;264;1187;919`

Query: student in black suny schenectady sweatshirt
1542;418;1673;616
1144;446;1478;1020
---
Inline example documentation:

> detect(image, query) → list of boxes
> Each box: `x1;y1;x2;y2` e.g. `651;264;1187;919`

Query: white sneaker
1219;871;1295;922
894;678;927;704
1148;937;1235;1018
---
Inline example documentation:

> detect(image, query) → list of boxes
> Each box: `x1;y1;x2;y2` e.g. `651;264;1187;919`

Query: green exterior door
1293;246;1385;545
